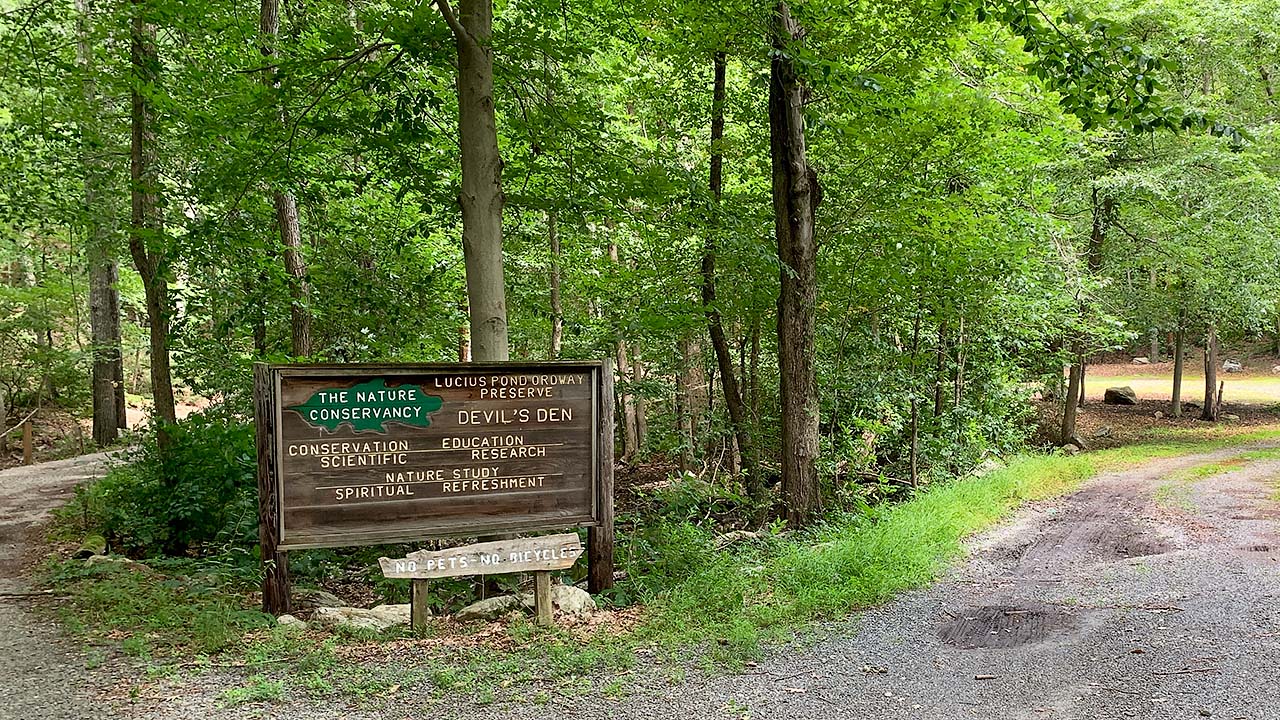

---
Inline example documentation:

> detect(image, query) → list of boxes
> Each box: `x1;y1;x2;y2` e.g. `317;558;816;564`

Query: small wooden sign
379;533;583;580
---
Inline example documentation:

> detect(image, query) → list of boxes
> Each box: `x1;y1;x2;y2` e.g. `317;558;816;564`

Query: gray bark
438;0;509;361
1201;323;1219;421
771;2;821;526
260;0;311;357
1172;315;1185;417
129;0;176;428
548;211;562;358
77;0;124;445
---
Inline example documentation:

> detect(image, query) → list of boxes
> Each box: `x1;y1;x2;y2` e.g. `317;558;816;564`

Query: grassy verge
41;425;1280;705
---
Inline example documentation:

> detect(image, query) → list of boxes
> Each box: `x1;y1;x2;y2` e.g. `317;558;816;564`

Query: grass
40;425;1280;705
1085;374;1280;403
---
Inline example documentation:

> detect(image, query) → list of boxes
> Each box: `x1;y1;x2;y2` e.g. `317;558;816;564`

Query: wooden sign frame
253;360;614;614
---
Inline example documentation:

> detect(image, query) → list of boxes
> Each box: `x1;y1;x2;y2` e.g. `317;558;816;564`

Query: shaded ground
121;442;1280;720
0;453;122;720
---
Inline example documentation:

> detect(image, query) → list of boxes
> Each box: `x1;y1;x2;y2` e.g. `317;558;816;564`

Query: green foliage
61;408;257;556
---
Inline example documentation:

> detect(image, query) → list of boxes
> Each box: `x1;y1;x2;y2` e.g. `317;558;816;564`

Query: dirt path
0;453;121;720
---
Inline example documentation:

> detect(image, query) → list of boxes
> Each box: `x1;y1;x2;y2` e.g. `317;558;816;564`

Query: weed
221;674;284;706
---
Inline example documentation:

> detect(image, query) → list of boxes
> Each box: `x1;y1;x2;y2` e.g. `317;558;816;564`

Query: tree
770;2;821;526
436;0;509;362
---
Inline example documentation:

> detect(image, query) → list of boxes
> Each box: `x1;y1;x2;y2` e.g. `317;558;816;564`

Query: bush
65;408;258;556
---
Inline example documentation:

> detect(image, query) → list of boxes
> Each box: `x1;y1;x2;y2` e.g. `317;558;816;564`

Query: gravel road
0;453;121;720
9;445;1280;720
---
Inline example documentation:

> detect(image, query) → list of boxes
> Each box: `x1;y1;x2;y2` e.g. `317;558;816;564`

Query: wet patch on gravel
938;604;1082;650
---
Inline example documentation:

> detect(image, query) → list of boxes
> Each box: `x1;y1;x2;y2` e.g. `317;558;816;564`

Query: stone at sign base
1103;386;1138;405
311;604;413;631
455;586;597;623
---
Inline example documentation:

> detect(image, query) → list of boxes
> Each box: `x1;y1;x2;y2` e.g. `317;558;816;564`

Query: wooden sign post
380;533;583;628
253;361;614;615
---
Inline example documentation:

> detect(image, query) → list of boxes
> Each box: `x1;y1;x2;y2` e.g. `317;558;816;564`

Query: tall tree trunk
1201;323;1219;421
771;2;821;527
703;50;763;502
608;242;637;462
438;0;508;361
548;211;562;358
259;0;311;357
1172;315;1185;417
77;0;124;445
128;0;176;428
933;319;947;419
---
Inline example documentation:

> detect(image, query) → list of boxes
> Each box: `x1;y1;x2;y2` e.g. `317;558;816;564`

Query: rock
548;585;596;616
293;588;345;609
1153;411;1164;419
1272;365;1280;375
455;595;524;622
1223;360;1244;373
311;604;412;631
1091;426;1113;439
84;554;145;571
277;614;307;630
1061;444;1081;456
72;534;107;559
714;530;761;549
970;458;1006;477
1103;386;1139;405
1131;356;1151;365
1223;413;1241;421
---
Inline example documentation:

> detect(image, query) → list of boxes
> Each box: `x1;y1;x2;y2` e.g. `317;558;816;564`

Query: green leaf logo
288;378;444;434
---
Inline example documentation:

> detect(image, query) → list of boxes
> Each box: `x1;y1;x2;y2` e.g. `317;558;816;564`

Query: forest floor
5;415;1280;719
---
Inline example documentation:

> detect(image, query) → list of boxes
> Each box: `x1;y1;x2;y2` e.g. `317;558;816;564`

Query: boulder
1153;410;1165;420
277;614;307;630
1103;386;1139;405
72;534;107;559
1131;356;1151;365
311;604;412;632
1272;365;1280;375
455;595;524;622
1091;426;1113;439
714;530;761;549
84;554;145;571
1223;360;1244;373
548;585;596;616
1223;413;1241;421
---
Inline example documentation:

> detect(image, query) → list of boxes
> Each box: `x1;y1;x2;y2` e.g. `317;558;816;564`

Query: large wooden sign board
253;361;614;614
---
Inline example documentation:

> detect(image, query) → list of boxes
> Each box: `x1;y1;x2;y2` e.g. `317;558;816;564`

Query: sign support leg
411;579;430;631
254;363;291;614
534;570;553;626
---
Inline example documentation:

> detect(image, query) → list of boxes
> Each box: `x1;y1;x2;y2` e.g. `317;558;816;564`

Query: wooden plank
378;533;583;579
589;360;615;593
254;363;291;615
411;579;430;631
534;571;552;626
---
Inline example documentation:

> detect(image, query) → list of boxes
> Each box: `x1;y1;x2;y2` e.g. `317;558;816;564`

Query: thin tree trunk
1061;341;1083;446
749;314;761;422
1201;323;1219;421
909;312;921;487
771;2;821;527
438;0;509;361
548;211;562;358
632;354;647;454
703;50;763;503
1172;317;1185;417
933;319;947;419
128;0;176;429
259;0;311;357
77;0;123;446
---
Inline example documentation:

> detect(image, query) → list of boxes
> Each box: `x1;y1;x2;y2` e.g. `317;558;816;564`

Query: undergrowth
41;426;1280;704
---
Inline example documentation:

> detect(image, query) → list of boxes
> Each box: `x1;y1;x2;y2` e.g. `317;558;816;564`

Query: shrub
66;408;258;557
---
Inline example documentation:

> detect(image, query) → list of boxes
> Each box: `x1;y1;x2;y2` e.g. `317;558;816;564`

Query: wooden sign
253;361;615;614
378;533;583;579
